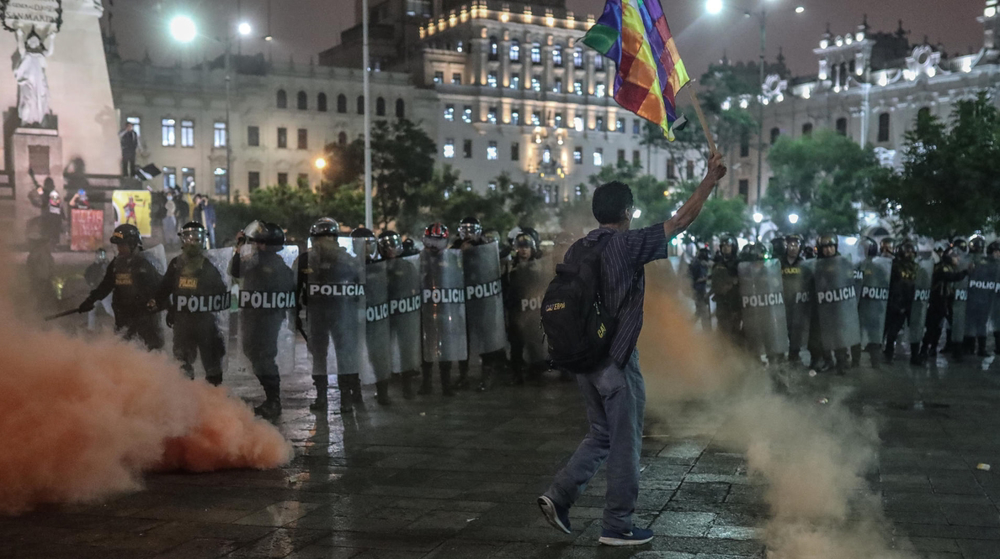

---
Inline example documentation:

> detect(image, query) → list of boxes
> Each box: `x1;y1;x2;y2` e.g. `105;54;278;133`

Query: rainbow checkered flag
583;0;690;140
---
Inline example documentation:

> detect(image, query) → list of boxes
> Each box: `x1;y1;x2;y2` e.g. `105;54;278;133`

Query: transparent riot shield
305;243;372;382
366;260;392;382
230;244;299;386
508;257;552;365
421;249;468;363
166;248;232;381
463;242;506;356
813;255;861;352
781;259;813;354
738;259;789;356
856;257;892;347
965;260;999;338
908;258;934;344
387;255;422;374
951;255;971;343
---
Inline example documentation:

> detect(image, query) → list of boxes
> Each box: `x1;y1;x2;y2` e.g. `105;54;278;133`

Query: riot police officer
454;216;506;392
780;234;810;364
689;247;712;332
380;230;420;400
420;222;467;396
811;234;859;374
401;238;419;257
884;240;918;364
231;221;295;419
879;237;895;260
78;225;163;349
969;235;987;263
298;217;367;413
151;222;228;384
990;241;1000;355
506;232;549;384
921;247;968;358
710;235;741;342
355;227;393;406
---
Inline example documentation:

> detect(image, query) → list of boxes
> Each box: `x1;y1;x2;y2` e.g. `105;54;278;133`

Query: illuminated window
595;82;606;97
443;139;455;158
180;119;194;147
510;73;520;89
213;121;227;148
531;43;541;64
552;46;563;66
487;141;498;160
510;40;520;61
487;72;498;88
463;106;472;123
161;118;176;147
573;146;583;164
593;148;603;166
444;104;454;121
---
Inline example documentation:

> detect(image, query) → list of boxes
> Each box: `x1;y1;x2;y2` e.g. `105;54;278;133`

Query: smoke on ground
638;261;910;558
0;259;292;515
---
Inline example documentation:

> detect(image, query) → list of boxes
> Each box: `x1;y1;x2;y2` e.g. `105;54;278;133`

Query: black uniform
84;254;164;350
451;237;505;389
231;250;295;396
711;256;741;341
780;255;808;362
922;262;966;356
884;259;917;360
505;256;548;383
689;258;711;331
154;253;228;384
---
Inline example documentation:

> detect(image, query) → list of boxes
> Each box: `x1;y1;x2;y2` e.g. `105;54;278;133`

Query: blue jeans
544;350;645;532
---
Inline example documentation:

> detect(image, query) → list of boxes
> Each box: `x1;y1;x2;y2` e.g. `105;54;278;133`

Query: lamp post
170;15;252;204
787;212;799;225
753;210;764;241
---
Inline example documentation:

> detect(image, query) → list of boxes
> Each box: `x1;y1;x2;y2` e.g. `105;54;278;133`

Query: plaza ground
2;350;1000;559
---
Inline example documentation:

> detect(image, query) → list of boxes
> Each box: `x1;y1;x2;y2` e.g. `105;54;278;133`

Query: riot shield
738;259;789;356
965;260;999;338
508;257;552;365
306;244;372;381
366;260;392;382
950;255;971;343
387;255;422;373
908;259;933;344
812;255;861;351
463;242;506;355
143;244;168;275
781;259;813;353
230;244;299;383
856;257;892;347
168;248;232;380
421;249;468;363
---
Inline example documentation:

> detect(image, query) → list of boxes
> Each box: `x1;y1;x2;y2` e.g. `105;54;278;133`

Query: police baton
44;308;82;321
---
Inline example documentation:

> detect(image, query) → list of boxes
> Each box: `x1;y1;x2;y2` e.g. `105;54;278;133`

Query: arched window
338;132;347;145
317;93;328;112
878;113;890;142
802;122;813;136
297;91;307;110
276;89;287;108
395;99;405;118
836;117;848;136
770;127;780;145
337;94;347;113
376;97;386;116
489;35;499;60
509;39;520;62
357;96;365;114
839;62;848;87
917;106;931;123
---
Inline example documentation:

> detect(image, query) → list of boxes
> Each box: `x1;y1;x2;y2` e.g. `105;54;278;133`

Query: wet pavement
3;349;1000;559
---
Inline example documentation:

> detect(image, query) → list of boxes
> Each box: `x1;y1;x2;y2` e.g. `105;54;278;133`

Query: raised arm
663;152;727;240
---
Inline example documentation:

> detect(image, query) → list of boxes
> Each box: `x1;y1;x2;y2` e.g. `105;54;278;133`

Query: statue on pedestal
13;25;55;127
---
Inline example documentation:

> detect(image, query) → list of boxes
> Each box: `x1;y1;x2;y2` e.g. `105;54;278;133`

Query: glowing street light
795;6;805;13
753;211;764;224
169;15;197;43
632;208;642;219
238;22;252;36
706;0;723;15
315;157;327;170
788;212;799;224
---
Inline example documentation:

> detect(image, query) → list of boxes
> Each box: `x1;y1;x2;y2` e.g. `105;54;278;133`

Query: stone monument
0;0;121;245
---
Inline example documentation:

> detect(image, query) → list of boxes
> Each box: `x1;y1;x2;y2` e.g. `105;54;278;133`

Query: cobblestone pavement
3;349;1000;559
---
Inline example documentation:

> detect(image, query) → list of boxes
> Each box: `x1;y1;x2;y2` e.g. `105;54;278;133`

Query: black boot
417;367;433;395
909;343;924;365
338;376;354;413
477;361;493;392
254;390;282;420
310;375;328;411
206;375;223;387
995;334;1000;356
376;380;391;405
454;361;471;390
441;368;455;397
401;371;415;400
977;337;989;357
350;375;364;406
883;346;894;364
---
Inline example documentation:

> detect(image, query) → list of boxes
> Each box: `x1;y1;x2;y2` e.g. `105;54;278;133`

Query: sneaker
537;496;571;534
598;527;654;546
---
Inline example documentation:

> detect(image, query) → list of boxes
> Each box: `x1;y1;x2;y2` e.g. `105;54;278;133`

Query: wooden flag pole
687;83;717;155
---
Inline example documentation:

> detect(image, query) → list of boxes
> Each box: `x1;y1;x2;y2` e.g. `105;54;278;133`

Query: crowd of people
687;232;998;374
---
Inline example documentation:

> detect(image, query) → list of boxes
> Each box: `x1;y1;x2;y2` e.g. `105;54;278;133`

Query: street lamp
238;22;252;36
753;211;764;224
315;157;327;170
787;212;799;225
632;208;643;219
706;0;723;15
169;15;197;43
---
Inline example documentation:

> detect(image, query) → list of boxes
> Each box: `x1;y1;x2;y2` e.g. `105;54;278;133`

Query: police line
239;290;297;309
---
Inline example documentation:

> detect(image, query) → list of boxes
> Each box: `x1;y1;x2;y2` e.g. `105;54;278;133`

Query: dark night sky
107;0;984;80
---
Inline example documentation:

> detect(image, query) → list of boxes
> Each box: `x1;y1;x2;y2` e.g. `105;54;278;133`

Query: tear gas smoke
0;259;292;515
638;262;910;558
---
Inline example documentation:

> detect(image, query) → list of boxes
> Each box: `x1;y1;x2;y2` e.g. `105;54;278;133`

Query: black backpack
541;234;616;373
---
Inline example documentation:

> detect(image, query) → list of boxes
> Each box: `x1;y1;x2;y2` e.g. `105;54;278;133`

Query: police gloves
78;299;95;313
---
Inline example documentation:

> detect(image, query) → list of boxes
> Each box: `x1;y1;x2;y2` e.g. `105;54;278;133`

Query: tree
869;92;1000;238
667;181;750;244
323;119;436;229
762;129;882;236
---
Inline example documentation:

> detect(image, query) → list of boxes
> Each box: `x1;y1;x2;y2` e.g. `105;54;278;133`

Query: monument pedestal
5;128;62;242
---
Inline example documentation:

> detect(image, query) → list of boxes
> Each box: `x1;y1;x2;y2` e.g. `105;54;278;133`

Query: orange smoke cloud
0;265;292;515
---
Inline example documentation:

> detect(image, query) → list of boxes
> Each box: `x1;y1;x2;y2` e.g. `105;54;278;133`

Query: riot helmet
351;227;379;261
895;239;916;261
423;222;449;252
378;230;403;259
697;247;712;261
111;224;142;249
769;236;786;260
784;234;802;259
178;221;207;252
309;217;340;237
244;220;271;244
483;229;501;245
969;235;986;254
265;222;286;247
401;238;417;255
740;243;768;262
718;235;738;259
987;241;1000;259
521;226;542;247
513;232;538;261
506;226;522;246
860;236;878;258
803;245;816;259
817;234;838;258
458;217;482;241
879;237;894;256
952;237;969;253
